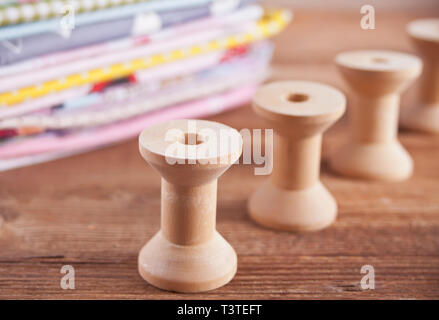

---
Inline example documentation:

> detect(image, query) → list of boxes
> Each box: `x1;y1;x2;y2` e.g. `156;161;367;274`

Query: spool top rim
335;50;422;73
139;119;242;164
252;81;346;122
407;18;439;43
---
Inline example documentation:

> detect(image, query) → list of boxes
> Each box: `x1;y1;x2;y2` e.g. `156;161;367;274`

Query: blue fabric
0;0;215;40
0;6;209;65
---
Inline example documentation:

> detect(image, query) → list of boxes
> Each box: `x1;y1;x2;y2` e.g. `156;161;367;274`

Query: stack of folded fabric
0;0;290;170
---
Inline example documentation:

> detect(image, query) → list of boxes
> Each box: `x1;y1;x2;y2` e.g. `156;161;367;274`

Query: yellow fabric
0;9;290;107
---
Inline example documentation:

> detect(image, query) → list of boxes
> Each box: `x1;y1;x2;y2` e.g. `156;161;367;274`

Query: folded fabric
0;4;263;72
0;2;291;172
0;46;269;131
0;26;232;93
0;9;290;106
0;49;228;118
0;84;256;171
0;0;229;40
0;0;155;27
53;43;268;117
0;42;259;120
0;86;91;119
0;5;210;65
0;82;259;160
0;5;263;87
0;47;269;148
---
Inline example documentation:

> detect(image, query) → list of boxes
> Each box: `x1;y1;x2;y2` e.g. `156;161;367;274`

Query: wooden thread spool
330;50;422;181
401;18;439;133
248;81;346;232
138;119;242;292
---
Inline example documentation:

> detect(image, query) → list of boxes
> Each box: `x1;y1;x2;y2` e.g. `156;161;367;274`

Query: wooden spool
330;50;422;181
248;81;346;232
401;18;439;133
138;119;242;292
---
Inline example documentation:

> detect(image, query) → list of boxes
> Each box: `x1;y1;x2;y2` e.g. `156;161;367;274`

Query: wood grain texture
1;9;439;300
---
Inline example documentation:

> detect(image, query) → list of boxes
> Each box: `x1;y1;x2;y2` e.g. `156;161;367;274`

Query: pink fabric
0;50;225;119
0;27;229;92
0;86;91;119
0;85;256;159
0;35;150;77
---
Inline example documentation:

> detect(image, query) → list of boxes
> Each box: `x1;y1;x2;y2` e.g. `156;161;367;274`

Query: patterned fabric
0;50;229;119
0;0;154;26
0;9;290;107
0;84;257;171
0;4;262;68
0;1;291;171
0;10;197;65
0;42;271;130
0;0;219;39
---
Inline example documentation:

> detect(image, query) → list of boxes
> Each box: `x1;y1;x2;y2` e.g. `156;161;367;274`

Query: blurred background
266;0;439;11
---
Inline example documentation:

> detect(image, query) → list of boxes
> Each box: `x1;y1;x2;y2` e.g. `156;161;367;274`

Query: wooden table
1;9;439;300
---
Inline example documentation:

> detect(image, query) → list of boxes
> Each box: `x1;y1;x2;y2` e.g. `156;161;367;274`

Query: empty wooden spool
248;81;346;232
138;119;242;292
401;18;439;133
330;50;422;181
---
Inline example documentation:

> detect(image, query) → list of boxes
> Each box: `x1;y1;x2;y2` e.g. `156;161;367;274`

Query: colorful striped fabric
0;1;291;171
0;84;257;171
0;5;263;74
0;42;271;130
0;0;259;65
0;9;290;107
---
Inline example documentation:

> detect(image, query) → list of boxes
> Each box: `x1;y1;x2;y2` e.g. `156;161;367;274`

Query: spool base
330;141;413;181
400;103;439;134
248;181;337;232
138;231;237;293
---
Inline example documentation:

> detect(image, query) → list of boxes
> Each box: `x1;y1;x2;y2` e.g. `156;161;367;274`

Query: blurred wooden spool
331;50;422;181
401;18;439;134
248;81;346;232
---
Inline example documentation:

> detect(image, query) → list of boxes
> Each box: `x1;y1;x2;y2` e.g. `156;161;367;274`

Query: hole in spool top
181;133;204;145
287;93;309;103
371;57;389;64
